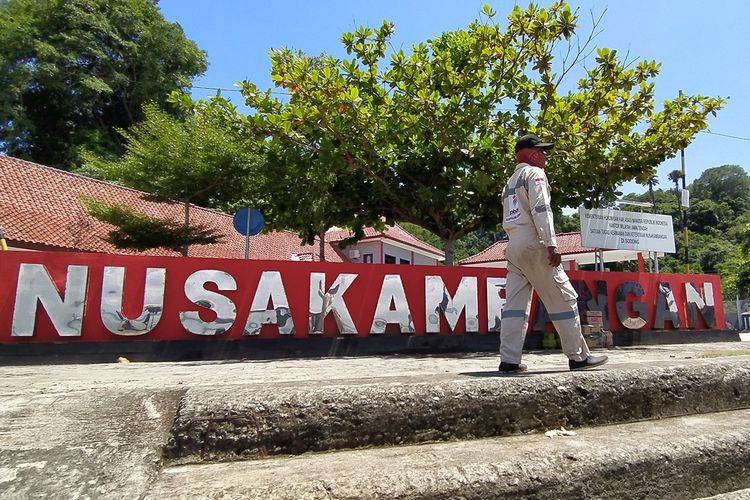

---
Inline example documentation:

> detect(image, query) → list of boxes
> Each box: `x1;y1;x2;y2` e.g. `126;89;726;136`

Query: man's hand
547;246;561;267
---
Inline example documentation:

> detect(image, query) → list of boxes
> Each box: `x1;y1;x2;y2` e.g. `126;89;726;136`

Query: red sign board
0;251;723;343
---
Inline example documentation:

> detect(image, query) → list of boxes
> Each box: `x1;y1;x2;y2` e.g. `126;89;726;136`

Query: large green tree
84;95;265;255
241;2;723;264
249;107;385;260
691;165;750;216
0;0;207;169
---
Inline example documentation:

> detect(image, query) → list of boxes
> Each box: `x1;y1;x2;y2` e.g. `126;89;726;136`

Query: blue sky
159;0;750;200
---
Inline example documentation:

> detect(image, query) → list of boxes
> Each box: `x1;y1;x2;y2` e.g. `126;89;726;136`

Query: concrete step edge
165;360;750;463
151;409;750;499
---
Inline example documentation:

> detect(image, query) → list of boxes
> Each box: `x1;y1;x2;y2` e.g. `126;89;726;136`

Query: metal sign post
232;208;264;260
245;209;251;259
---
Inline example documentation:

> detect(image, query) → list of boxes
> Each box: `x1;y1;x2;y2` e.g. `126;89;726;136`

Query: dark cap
515;134;554;152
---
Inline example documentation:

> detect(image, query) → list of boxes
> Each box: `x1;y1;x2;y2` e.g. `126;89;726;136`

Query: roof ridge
0;154;233;218
323;224;444;256
388;223;443;254
458;239;505;263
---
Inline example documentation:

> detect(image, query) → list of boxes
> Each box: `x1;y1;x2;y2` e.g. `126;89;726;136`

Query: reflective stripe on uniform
548;310;577;321
502;176;527;199
502;309;527;318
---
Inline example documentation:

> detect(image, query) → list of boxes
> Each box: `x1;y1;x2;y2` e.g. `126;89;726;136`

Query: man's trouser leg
499;263;533;364
524;260;590;362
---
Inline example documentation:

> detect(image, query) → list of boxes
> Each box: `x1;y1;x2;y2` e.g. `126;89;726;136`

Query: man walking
499;134;608;374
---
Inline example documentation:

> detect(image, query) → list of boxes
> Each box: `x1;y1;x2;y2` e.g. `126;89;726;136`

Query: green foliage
691;165;750;216
624;164;750;299
556;212;580;233
81;95;267;255
667;169;684;190
697;240;735;274
398;222;506;262
254;127;385;247
687;199;733;234
717;250;750;298
239;1;723;264
739;223;750;258
623;188;679;223
398;222;443;250
643;175;659;212
0;0;207;169
82;97;263;212
81;198;222;252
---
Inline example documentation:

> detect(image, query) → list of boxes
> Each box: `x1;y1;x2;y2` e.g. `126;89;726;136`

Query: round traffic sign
233;207;264;236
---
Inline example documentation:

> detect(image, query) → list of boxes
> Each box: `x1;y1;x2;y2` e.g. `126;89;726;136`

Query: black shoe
498;362;528;374
569;354;608;371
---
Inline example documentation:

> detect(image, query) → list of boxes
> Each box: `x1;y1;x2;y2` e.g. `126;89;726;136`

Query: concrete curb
165;359;750;463
0;388;184;500
151;409;750;499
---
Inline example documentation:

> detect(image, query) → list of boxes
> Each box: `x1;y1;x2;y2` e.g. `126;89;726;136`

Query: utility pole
679;90;689;273
681;148;689;273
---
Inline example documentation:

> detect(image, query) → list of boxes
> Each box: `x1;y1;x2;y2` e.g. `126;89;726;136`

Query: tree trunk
443;238;455;266
649;186;656;213
319;230;326;262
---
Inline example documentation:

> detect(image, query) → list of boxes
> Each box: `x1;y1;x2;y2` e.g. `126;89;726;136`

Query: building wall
413;253;438;266
383;243;414;265
344;241;439;266
350;241;382;264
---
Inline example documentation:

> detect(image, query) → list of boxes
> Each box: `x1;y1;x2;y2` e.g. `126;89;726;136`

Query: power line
701;130;750;142
193;85;241;92
192;85;290;96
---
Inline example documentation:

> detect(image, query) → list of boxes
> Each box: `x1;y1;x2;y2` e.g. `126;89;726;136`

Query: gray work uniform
500;162;590;363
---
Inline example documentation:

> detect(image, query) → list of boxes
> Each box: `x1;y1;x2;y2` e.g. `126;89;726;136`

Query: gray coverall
500;162;591;364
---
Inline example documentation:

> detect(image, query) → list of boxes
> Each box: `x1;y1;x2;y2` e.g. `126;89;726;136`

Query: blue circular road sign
233;208;264;236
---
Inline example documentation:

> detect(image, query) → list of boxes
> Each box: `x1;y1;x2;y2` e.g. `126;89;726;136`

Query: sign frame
579;208;676;253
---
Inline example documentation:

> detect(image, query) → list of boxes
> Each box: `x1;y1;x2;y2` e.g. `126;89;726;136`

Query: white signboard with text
579;208;676;253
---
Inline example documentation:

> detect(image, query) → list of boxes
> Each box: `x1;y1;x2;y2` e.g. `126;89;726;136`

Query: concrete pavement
1;341;750;499
4;341;750;393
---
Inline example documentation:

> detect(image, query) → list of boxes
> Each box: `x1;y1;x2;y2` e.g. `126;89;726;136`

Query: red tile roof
0;155;343;261
326;224;444;258
459;232;590;265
